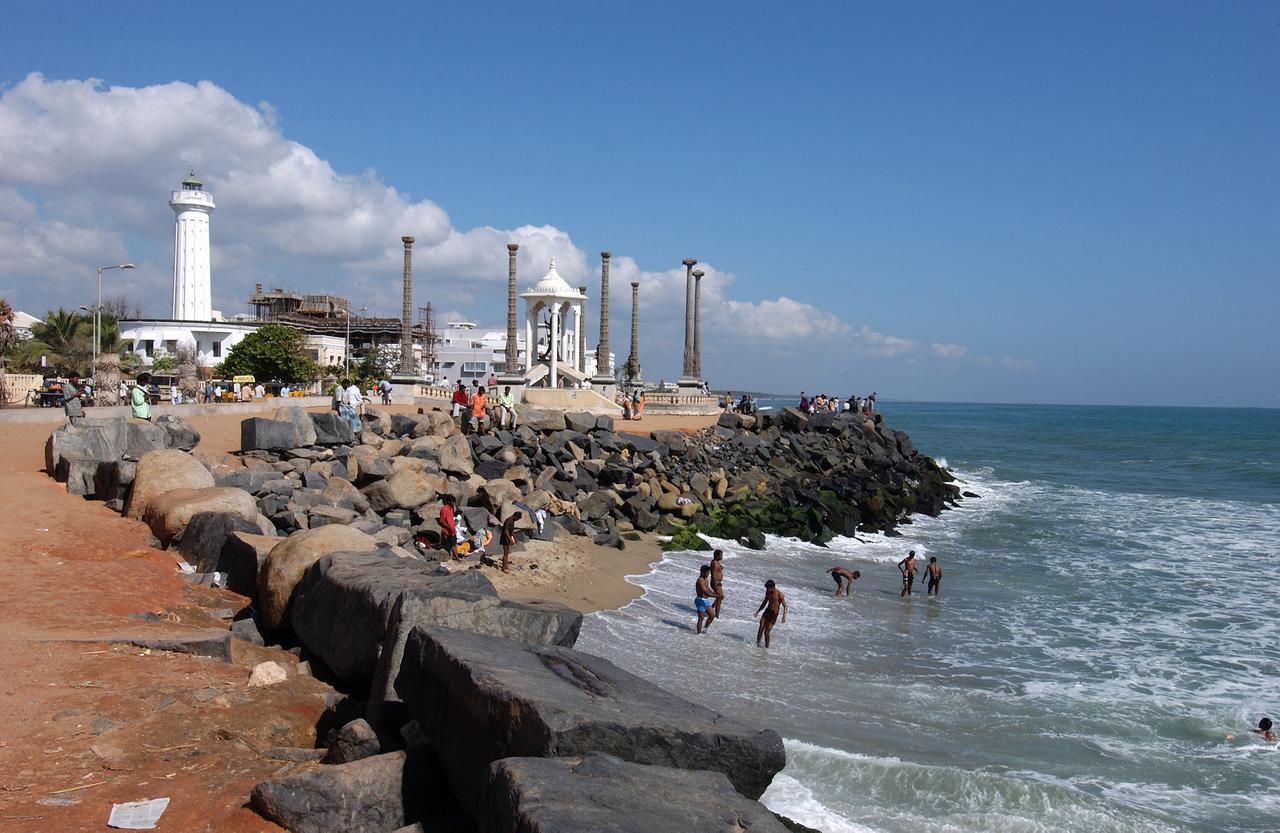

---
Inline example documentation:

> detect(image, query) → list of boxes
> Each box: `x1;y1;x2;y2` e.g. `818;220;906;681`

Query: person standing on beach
710;550;726;618
924;557;942;595
753;580;787;647
827;566;860;597
500;511;521;573
130;373;152;421
695;564;718;634
438;495;459;559
898;550;919;597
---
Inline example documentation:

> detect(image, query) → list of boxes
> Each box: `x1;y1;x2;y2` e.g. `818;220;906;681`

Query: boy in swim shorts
898;550;919;597
827;566;860;597
753;579;787;648
695;564;717;634
925;556;942;596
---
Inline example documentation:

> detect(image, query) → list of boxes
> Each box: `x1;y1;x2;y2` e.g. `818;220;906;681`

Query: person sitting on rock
438;495;459;558
498;386;517;430
451;381;469;420
469;386;490;434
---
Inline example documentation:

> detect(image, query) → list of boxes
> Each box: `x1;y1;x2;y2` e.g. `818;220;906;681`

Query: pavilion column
400;236;415;374
693;268;704;379
681;258;697;377
627;280;640;382
577;288;587;374
549;302;559;388
596;252;612;377
505;243;519;374
524;307;534;373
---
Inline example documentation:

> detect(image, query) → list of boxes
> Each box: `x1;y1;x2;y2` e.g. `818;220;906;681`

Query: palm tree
26;307;90;375
0;298;17;407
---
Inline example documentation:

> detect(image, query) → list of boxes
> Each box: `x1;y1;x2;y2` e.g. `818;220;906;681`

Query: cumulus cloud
931;342;968;359
0;72;971;383
856;325;919;358
1000;355;1037;372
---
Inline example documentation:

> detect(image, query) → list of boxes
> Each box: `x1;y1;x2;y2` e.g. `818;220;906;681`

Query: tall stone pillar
399;236;415;374
692;268;704;379
626;280;641;384
577;288;587;374
680;258;697;382
548;303;560;389
505;244;519;374
594;252;612;381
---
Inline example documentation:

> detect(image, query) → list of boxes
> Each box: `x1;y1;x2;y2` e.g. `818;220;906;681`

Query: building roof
522;259;583;300
12;310;41;330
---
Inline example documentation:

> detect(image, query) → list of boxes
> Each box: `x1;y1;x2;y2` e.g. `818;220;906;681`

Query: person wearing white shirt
339;378;364;435
255;383;265;399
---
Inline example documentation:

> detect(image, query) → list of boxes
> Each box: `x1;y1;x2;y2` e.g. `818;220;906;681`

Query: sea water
577;403;1280;833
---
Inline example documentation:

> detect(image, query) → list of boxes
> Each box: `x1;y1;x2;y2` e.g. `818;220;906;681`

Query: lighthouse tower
170;172;215;320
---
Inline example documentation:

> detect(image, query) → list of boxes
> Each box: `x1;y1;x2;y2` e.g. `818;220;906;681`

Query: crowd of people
448;380;518;434
798;390;876;416
617;389;645;420
691;547;944;648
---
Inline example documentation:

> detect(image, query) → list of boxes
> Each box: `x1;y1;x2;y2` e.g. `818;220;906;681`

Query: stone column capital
507;243;520;252
601;251;612;260
401;236;415;246
682;258;697;268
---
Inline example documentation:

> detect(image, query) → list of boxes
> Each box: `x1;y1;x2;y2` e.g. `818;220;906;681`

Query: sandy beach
0;402;716;830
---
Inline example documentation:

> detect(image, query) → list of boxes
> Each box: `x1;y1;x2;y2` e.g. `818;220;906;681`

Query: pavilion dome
523;258;581;299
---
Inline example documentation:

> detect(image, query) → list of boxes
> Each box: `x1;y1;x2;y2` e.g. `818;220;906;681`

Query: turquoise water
578;403;1280;833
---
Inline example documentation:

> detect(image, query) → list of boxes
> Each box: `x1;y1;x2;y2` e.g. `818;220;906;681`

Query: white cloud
0;73;966;384
930;341;968;359
1000;355;1037;372
856;325;919;358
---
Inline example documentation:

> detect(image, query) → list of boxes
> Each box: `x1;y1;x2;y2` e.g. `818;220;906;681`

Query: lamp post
94;263;135;374
345;305;351;377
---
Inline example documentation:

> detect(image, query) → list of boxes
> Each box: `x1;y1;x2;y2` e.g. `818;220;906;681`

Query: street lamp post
345;306;352;377
94;263;135;376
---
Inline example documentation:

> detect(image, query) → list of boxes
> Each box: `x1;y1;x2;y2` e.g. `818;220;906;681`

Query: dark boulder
45;418;126;479
250;749;460;833
322;717;381;764
155;414;200;451
290;551;497;681
563;411;597;434
176;511;264;572
311;411;355;445
481;753;791;833
394;627;786;810
126;421;170;460
241;418;308;452
367;589;581;731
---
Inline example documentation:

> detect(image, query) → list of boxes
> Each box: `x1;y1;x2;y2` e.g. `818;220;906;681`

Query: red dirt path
0;419;331;833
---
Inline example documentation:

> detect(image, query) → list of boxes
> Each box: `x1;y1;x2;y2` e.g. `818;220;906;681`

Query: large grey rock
241;417;307;452
125;421;170;460
250;749;459;833
143;486;261;547
563;411;597;434
45;418;127;480
520;408;566;433
311;411;355;445
362;469;443;512
481;753;792;833
438;433;474;476
290;550;498;681
324;476;370;513
323;717;381;764
92;459;137;503
177;511;263;572
274;406;319;446
650;429;688;454
368;587;581;730
155;414;201;451
395;628;785;810
258;525;381;631
220;532;279;597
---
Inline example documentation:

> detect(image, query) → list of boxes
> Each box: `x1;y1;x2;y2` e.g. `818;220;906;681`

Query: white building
12;310;41;339
520;259;589;388
122;319;257;369
170;173;215;321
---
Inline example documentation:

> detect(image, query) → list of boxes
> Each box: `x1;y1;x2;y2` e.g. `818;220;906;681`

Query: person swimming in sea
753;579;787;648
827;566;860;597
924;556;942;596
1226;717;1276;744
695;564;718;634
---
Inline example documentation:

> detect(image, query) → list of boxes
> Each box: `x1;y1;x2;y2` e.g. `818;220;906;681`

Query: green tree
351;346;399;391
19;307;91;374
214;324;317;382
0;298;17;406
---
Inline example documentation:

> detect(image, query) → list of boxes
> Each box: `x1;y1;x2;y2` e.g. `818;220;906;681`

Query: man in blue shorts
695;564;717;634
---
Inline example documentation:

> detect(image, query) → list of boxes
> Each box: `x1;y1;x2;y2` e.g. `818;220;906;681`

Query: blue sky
1;1;1276;406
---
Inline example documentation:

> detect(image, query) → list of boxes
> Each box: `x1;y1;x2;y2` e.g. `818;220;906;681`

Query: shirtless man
924;556;942;596
827;566;860;597
694;564;717;634
1254;717;1277;742
710;550;726;617
500;511;521;574
753;579;788;648
898;550;919;598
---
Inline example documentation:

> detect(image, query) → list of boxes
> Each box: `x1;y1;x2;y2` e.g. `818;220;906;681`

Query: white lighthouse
170;172;215;321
